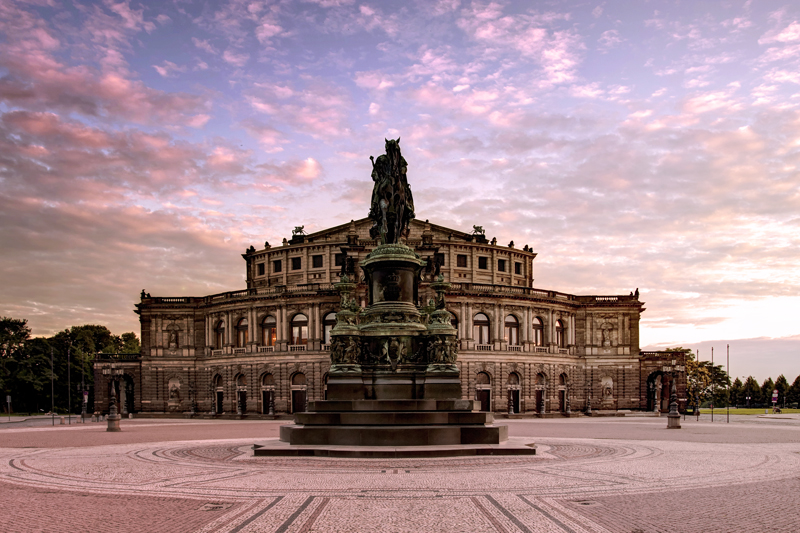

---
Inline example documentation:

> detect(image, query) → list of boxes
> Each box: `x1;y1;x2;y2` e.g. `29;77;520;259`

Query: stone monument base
277;399;508;447
106;413;121;432
253;439;536;458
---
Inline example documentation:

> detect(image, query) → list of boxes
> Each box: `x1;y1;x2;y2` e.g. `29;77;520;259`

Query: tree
1;317;31;406
682;347;730;408
730;378;743;407
761;377;775;406
12;337;53;413
120;332;140;354
775;375;790;408
743;376;760;407
788;375;800;408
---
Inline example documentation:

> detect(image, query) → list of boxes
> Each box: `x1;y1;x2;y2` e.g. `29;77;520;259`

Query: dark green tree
730;377;743;408
682;347;730;408
120;332;141;354
761;377;775;406
743;376;761;407
1;317;31;411
12;337;54;413
788;375;800;408
774;375;790;408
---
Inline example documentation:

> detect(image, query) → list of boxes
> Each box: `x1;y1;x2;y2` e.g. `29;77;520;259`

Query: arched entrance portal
476;372;491;412
261;373;275;414
507;372;521;413
212;375;224;414
291;373;307;413
558;373;568;413
122;374;135;415
535;373;547;414
647;372;670;412
235;374;247;414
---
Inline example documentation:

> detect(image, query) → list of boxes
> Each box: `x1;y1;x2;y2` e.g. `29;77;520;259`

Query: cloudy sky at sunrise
1;0;799;381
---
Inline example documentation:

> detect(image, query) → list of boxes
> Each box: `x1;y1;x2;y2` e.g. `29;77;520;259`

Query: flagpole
50;347;54;426
711;347;714;423
726;344;729;423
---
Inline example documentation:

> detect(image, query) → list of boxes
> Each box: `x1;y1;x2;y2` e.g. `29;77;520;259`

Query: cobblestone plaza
2;415;799;532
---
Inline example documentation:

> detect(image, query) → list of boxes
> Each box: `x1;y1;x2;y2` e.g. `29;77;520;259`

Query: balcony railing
233;347;247;354
535;346;548;353
322;344;331;351
258;346;274;353
96;352;141;361
476;344;492;351
507;345;522;352
211;349;223;356
289;344;307;352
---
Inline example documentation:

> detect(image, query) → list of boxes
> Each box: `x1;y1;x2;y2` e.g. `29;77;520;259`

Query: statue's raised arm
368;138;415;244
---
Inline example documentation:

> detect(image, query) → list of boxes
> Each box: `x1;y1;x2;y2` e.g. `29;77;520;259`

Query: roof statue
368;138;415;244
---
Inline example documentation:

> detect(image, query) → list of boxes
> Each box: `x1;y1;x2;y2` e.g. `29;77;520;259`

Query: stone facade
94;217;687;415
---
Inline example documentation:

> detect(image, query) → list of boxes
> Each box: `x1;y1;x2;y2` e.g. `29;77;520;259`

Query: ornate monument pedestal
254;140;533;458
106;395;121;432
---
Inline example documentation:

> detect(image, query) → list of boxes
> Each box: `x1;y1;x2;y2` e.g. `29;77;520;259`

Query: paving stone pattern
1;419;800;532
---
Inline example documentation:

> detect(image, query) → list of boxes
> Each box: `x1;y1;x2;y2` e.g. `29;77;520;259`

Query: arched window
450;312;458;330
504;315;519;345
213;374;223;389
532;317;544;346
559;373;568;386
236;318;248;348
473;313;490;345
291;313;308;345
323;312;337;345
214;321;225;349
236;374;247;388
507;372;520;386
261;373;275;387
262;316;276;346
555;319;565;347
535;372;546;386
476;372;491;385
292;372;307;386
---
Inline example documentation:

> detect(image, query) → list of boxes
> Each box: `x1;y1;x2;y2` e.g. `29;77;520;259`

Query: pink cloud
222;49;250;67
153;60;188;78
192;37;219;54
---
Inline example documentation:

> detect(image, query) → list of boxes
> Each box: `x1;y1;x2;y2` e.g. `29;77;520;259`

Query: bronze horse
369;138;415;244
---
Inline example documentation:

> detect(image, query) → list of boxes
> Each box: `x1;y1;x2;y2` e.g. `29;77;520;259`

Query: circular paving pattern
2;437;799;532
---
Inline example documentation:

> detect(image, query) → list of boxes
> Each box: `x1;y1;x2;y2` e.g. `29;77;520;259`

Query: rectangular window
514;262;522;275
312;255;323;268
478;257;488;269
498;259;506;272
434;252;445;267
273;260;282;273
456;254;467;268
291;257;302;270
334;253;345;267
257;263;265;276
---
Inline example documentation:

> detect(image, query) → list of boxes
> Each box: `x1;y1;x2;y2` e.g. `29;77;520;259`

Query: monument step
280;423;508;446
308;399;480;412
295;411;493;426
253;440;536;458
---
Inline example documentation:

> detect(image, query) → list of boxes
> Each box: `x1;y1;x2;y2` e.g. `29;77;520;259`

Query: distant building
94;217;686;416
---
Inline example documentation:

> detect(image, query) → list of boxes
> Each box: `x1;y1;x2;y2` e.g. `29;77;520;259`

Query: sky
1;0;798;382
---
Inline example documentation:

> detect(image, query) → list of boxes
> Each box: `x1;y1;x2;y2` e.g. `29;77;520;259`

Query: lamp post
80;352;87;423
667;372;681;429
